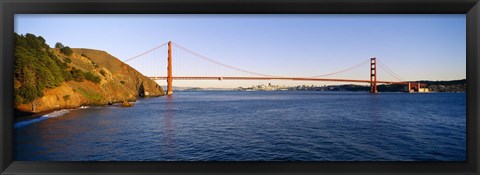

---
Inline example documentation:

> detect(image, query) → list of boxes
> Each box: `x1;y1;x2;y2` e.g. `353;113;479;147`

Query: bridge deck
148;76;407;85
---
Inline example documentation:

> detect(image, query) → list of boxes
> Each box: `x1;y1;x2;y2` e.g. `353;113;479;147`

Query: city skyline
15;14;466;88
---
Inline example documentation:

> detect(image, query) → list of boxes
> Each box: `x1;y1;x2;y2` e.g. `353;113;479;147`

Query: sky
15;14;466;88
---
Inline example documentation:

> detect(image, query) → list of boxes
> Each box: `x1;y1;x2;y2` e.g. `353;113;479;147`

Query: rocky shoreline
14;96;156;120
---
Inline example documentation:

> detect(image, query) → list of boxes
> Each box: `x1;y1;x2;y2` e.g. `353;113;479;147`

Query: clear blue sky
15;14;466;88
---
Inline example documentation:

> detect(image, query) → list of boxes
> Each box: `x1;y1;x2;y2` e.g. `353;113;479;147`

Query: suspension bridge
123;41;425;95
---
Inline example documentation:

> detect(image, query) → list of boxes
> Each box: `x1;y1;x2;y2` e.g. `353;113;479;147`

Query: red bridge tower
370;57;377;93
167;41;173;95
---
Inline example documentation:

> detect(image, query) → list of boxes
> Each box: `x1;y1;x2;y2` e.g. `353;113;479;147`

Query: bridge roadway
148;76;407;85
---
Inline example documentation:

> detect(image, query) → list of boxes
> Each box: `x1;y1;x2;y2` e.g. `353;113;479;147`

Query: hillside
419;79;466;92
14;33;164;114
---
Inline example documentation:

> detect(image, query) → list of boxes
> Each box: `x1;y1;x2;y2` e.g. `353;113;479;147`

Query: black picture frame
1;0;479;174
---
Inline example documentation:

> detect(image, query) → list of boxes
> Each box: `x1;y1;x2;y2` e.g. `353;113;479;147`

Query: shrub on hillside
70;68;84;82
60;46;73;56
84;71;101;84
63;95;71;101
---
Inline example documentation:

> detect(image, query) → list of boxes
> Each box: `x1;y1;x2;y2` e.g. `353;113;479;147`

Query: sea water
14;91;466;161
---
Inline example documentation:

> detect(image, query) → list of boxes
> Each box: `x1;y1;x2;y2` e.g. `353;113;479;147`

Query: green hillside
14;33;164;114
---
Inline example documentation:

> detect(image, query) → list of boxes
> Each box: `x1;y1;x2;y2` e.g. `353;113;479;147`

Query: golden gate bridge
123;41;425;95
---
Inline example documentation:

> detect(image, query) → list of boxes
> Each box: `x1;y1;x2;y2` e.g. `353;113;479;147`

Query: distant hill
14;33;164;114
337;79;466;92
418;79;466;85
235;79;466;92
419;79;466;92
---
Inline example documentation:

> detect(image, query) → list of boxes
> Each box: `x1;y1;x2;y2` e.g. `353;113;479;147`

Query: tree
55;42;64;49
19;84;38;104
14;94;23;106
31;98;42;112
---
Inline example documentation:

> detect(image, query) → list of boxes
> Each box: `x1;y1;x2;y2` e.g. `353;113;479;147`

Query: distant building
405;82;430;93
418;88;429;93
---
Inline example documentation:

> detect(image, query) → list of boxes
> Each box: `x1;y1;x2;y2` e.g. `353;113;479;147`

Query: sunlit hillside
14;33;164;114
